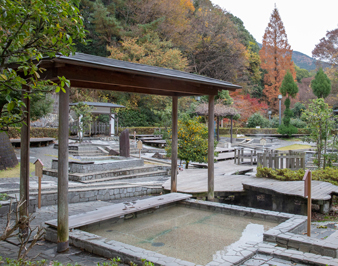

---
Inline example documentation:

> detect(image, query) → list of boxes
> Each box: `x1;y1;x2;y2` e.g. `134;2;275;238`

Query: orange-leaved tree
259;6;296;112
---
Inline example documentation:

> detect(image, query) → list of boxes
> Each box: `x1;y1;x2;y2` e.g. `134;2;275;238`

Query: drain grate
152;242;165;247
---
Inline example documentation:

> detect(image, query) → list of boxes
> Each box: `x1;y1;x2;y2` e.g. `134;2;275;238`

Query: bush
290;118;307;128
256;167;338;186
277;124;298;136
7;127;58;139
247;113;269;128
268;117;279;128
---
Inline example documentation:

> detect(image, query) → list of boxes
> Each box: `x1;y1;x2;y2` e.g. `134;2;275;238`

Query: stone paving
0;196;154;265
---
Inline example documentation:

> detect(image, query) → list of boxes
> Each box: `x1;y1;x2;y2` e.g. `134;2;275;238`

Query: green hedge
8;127;58;139
219;128;310;135
122;127;166;135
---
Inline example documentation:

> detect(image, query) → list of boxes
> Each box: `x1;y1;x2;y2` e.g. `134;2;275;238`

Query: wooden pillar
57;86;70;252
230;115;233;144
216;116;220;142
20;86;30;224
171;96;178;192
208;95;214;201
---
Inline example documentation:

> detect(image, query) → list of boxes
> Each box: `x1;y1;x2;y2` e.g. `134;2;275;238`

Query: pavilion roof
40;53;241;97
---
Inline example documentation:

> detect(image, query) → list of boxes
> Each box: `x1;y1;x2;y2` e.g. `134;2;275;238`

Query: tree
165;117;217;169
311;68;331;99
294;64;311;83
312;28;338;66
302;99;335;168
107;31;188;71
259;6;296;112
0;0;86;130
291;102;306;118
278;71;299;136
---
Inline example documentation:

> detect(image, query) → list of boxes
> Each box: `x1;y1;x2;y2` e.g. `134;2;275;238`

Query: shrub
256;167;338;186
290;118;307;128
247;113;269;128
7;127;58;139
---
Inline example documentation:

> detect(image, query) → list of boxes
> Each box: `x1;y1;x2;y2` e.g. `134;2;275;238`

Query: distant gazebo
69;102;124;135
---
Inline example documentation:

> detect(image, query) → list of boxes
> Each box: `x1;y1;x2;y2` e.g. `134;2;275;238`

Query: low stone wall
28;186;163;207
0;197;36;216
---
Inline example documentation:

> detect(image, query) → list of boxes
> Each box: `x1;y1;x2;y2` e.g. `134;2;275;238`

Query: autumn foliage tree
259;7;296;112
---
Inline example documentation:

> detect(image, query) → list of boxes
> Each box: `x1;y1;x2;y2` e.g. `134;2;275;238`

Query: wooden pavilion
19;53;241;252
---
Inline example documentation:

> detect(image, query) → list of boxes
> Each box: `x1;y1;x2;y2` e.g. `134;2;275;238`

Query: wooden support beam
208;95;215;201
57;86;70;252
57;65;220;96
68;81;194;97
171;96;178;192
20;86;30;227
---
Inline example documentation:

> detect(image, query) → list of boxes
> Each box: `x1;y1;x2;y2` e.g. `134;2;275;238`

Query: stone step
43;165;170;182
78;170;168;184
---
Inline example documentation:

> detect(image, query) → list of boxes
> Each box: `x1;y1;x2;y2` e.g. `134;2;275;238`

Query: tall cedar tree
259;7;296;112
311;68;331;99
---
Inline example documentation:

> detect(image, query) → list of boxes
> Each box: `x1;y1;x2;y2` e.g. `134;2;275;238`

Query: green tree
291;102;306;118
30;92;54;121
278;71;299;136
311;68;331;99
294;64;311;83
0;0;86;130
302;99;335;168
165;117;217;169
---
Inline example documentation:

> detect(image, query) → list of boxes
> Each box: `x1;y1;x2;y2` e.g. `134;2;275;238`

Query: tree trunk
185;161;189;169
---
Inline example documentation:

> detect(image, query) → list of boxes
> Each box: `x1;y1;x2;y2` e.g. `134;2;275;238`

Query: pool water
84;206;278;265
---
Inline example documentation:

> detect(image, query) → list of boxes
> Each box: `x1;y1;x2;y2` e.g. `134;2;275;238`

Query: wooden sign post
137;140;143;158
34;159;44;209
303;169;311;236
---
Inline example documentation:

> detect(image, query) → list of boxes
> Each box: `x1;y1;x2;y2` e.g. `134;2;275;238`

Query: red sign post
303;170;311;236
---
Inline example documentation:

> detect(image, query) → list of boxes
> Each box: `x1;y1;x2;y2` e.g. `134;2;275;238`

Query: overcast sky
210;0;338;57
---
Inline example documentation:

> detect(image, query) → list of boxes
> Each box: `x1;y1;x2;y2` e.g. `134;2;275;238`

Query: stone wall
29;186;163;207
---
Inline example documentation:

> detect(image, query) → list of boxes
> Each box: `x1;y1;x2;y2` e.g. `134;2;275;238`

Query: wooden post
171;96;178;192
216;116;220;142
234;149;237;164
137;140;142;158
20;85;30;229
208;95;215;201
57;86;69;253
34;159;44;209
303;170;312;237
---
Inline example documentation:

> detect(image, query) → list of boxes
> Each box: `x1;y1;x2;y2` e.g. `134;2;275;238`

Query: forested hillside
71;0;267;127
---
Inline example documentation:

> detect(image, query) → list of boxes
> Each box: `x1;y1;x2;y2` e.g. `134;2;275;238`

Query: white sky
210;0;338;57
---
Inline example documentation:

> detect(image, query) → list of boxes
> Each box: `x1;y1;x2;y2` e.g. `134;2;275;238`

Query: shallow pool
84;206;278;265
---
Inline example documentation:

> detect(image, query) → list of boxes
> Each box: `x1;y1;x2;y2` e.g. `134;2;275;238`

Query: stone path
0;196;154;265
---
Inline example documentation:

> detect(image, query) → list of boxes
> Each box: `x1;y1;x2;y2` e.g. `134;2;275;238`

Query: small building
69;102;125;135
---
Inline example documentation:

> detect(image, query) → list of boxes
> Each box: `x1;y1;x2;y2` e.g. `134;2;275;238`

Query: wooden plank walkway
45;193;191;229
162;161;338;201
10;137;55;147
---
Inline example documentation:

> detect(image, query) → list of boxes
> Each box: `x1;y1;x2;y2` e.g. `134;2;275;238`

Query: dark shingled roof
53;53;241;90
69;102;125;108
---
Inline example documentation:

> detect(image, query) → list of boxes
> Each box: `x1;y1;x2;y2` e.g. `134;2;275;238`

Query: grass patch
0;162;35;178
276;144;312;151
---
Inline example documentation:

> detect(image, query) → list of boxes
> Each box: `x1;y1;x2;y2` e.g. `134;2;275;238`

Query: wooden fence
70;121;110;135
257;149;305;170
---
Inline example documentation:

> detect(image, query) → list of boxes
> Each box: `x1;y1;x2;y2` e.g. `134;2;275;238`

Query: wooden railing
257;149;305;170
70;121;110;135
